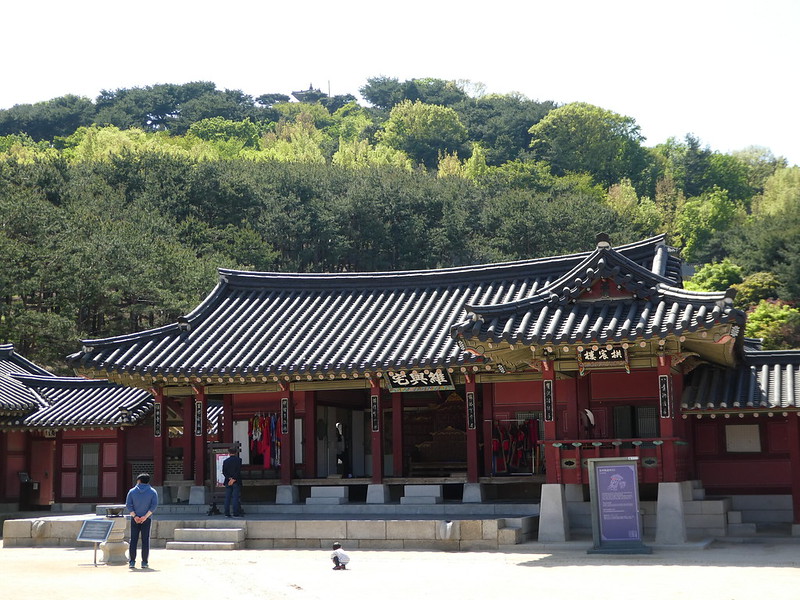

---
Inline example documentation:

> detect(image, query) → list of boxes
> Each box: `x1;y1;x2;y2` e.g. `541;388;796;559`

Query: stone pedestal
655;482;688;544
400;484;443;504
188;486;208;505
538;483;570;542
306;486;349;505
462;483;485;503
367;484;390;504
101;517;129;565
276;485;299;504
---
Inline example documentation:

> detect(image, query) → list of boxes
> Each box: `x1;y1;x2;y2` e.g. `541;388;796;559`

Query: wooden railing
540;437;690;485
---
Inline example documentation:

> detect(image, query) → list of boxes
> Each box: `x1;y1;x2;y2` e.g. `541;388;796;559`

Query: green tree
673;187;744;263
528;102;648;189
684;259;744;292
732;271;780;309
0;95;96;140
745;300;800;349
188;117;260;148
378;100;468;169
454;92;556;165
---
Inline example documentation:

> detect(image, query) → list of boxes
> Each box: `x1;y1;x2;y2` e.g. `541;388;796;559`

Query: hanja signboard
587;457;652;554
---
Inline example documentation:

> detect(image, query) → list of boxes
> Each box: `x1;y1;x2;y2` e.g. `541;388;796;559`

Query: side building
0;343;153;509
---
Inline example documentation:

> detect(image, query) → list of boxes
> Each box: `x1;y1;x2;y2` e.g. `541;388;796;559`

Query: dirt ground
2;541;800;600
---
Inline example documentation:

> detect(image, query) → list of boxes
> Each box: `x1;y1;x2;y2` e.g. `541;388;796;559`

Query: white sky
4;0;799;165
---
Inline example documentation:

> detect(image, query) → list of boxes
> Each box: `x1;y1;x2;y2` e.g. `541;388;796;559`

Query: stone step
727;523;758;536
498;527;522;544
166;541;240;551
173;528;245;543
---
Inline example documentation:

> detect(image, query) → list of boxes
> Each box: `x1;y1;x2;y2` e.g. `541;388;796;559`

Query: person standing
125;473;158;569
222;447;243;517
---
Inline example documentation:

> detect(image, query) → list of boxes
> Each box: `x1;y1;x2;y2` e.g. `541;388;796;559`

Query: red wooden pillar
787;415;800;524
392;392;404;477
303;391;317;478
542;361;559;483
182;398;193;480
153;387;167;485
193;385;207;486
222;394;234;445
370;379;384;483
657;355;677;481
117;426;128;500
465;373;479;483
465;376;479;483
280;391;295;484
482;383;494;476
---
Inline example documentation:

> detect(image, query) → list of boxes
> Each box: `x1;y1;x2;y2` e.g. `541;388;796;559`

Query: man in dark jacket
125;473;158;568
222;447;243;517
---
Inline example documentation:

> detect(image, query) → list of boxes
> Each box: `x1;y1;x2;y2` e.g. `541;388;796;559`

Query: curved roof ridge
463;241;679;317
0;343;54;377
11;374;120;388
217;234;670;287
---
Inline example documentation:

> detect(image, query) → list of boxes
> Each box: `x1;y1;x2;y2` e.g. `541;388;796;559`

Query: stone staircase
166;527;245;550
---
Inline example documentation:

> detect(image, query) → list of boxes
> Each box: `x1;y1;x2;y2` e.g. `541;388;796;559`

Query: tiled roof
682;349;800;412
67;235;681;379
0;344;52;415
0;344;152;429
450;236;745;347
2;374;153;428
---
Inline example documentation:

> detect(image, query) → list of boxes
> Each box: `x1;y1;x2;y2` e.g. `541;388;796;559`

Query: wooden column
370;380;384;483
392;392;404;477
152;387;168;485
117;426;128;500
193;385;207;486
657;355;677;481
787;415;800;524
303;391;317;478
482;383;494;475
280;391;295;484
542;361;559;483
465;376;479;483
181;398;193;480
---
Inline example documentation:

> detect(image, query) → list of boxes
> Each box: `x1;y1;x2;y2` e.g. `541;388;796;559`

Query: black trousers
130;517;152;563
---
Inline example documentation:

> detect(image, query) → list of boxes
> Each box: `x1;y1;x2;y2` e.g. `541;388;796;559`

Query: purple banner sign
596;463;642;542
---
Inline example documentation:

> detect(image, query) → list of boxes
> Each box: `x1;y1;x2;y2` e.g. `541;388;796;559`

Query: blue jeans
129;517;152;563
224;483;241;516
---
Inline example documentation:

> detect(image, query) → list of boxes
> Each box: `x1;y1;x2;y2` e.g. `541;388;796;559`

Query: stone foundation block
498;527;522;544
459;520;483;541
247;520;296;539
386;520;436;540
2;519;32;538
296;520;346;540
357;539;405;550
347;520;386;540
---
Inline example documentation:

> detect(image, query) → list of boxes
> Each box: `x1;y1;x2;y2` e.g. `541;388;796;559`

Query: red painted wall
694;417;793;494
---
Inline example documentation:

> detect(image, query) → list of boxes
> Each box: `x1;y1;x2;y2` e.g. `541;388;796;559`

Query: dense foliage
1;78;798;370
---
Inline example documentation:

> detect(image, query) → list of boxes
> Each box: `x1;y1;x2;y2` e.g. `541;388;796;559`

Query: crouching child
331;542;350;570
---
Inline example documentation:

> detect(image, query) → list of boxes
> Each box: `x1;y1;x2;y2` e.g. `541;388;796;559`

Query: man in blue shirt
125;473;159;568
222;448;243;517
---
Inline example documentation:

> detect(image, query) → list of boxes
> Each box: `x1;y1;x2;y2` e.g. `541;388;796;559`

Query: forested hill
1;78;799;371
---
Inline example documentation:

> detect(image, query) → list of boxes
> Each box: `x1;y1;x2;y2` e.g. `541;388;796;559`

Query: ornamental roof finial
596;232;611;248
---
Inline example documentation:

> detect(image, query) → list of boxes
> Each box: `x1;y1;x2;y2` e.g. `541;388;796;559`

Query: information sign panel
77;519;114;543
587;457;652;554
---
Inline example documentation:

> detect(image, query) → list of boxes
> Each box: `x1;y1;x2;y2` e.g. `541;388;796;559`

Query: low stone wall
3;516;536;551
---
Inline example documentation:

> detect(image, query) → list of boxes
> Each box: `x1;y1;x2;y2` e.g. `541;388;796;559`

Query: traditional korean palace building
5;233;800;534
